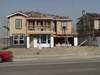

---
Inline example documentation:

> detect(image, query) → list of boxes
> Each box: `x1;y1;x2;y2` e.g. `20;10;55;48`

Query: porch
26;35;78;48
27;34;54;48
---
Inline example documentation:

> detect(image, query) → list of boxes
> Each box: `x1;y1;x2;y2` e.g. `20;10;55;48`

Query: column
74;37;78;46
34;20;37;31
27;36;30;48
34;37;38;48
50;36;54;48
51;21;54;32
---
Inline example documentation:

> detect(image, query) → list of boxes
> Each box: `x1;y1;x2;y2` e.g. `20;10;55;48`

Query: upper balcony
27;19;56;34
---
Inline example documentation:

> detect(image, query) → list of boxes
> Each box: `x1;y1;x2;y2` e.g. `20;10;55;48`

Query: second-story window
28;21;35;31
15;19;22;29
62;22;67;32
62;22;67;27
94;20;100;30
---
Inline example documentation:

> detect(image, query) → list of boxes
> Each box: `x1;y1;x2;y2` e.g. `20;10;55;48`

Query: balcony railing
27;25;55;34
27;30;55;34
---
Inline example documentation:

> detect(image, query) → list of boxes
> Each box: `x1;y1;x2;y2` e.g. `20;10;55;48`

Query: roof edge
6;12;28;18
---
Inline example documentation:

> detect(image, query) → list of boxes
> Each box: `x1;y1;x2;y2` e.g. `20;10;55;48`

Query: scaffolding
77;11;100;46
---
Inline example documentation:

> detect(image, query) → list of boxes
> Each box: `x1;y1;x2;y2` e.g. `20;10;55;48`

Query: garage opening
68;37;74;46
54;37;74;47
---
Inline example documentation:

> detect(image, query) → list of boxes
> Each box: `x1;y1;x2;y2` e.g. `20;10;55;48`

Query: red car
0;50;13;62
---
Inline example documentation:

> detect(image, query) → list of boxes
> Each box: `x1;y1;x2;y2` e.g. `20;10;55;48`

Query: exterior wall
9;16;27;36
56;20;73;35
56;21;62;34
66;21;73;34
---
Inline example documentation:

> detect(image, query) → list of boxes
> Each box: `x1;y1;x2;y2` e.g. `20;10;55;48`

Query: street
0;58;100;75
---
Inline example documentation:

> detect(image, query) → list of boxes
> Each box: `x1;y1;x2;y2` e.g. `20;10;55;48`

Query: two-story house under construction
7;11;78;48
77;11;100;46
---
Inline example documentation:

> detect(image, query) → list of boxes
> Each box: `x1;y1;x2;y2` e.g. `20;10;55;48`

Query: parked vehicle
0;50;13;62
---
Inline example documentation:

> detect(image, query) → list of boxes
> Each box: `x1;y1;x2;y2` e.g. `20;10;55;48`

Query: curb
13;55;100;62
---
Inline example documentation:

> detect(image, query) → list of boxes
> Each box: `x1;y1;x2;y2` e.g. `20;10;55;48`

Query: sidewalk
8;46;100;61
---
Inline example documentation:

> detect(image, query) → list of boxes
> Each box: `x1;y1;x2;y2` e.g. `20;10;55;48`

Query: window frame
61;22;67;32
15;19;22;29
13;34;25;45
41;35;46;43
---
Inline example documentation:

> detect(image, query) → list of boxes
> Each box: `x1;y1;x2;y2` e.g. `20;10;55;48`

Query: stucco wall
66;21;73;34
9;16;27;36
56;21;73;34
56;21;62;34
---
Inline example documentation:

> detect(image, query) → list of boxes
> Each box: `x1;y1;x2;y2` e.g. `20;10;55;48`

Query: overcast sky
0;0;100;37
0;0;100;17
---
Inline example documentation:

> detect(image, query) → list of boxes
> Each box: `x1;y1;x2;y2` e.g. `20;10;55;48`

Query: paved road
0;58;100;75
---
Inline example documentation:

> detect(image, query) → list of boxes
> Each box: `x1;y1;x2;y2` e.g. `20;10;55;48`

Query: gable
7;12;28;19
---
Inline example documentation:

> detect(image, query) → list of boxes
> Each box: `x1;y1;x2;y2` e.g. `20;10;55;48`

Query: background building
76;11;100;46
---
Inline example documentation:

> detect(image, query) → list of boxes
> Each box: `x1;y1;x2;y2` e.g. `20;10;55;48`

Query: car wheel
0;57;3;63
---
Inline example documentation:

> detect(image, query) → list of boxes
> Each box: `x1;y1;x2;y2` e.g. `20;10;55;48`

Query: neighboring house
7;11;78;48
76;11;100;46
